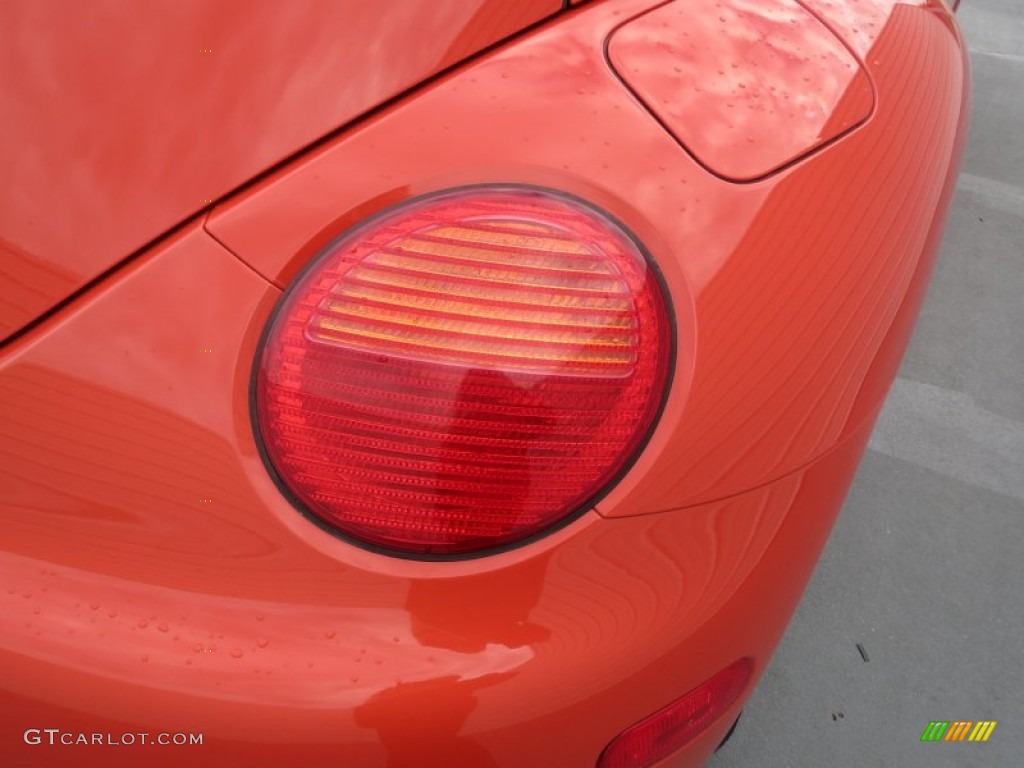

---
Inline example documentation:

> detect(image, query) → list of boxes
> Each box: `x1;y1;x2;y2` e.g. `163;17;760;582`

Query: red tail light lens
253;186;672;557
599;659;753;768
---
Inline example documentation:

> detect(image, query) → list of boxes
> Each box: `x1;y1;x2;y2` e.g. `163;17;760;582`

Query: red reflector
254;186;672;557
599;659;753;768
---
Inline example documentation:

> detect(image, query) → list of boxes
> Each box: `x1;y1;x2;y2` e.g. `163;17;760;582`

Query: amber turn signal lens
254;186;672;557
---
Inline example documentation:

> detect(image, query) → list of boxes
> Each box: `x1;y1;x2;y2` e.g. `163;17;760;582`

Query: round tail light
253;186;673;558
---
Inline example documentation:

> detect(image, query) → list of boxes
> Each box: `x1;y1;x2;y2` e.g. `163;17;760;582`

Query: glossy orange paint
608;0;875;181
0;0;560;343
0;0;968;766
0;219;874;764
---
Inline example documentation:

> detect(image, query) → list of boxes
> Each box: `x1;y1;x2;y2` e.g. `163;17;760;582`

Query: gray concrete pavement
709;2;1024;766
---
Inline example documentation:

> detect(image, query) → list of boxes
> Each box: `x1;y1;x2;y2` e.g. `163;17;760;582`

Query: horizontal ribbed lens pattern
255;187;672;556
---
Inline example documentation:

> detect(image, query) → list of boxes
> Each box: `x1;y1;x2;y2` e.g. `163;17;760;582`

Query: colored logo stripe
969;722;997;742
921;721;997;743
944;722;972;741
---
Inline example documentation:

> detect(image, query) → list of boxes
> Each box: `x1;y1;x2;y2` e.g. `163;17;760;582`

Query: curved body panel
0;223;872;764
0;0;968;765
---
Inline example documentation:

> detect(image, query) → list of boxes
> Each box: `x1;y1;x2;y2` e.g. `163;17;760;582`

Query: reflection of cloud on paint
0;0;550;336
611;166;769;295
801;0;925;59
0;552;533;711
609;0;873;179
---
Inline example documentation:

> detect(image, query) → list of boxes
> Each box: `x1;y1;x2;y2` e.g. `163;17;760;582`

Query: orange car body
0;1;968;766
